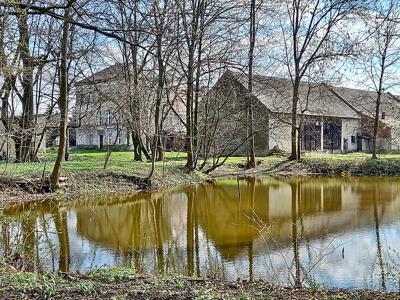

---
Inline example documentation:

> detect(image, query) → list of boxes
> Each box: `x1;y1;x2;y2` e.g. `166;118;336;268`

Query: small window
381;112;386;119
107;111;113;125
351;136;356;144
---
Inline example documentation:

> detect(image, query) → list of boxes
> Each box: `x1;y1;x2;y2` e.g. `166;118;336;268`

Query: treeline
0;0;399;188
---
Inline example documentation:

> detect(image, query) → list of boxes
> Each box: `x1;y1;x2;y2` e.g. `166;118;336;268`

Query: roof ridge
225;70;399;97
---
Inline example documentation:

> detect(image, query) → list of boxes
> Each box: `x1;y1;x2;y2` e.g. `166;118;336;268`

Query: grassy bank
281;153;400;176
1;150;400;206
0;267;398;300
0;150;284;206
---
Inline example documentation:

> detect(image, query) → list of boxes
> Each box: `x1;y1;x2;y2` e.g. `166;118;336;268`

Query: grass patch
4;149;400;178
87;267;136;282
1;272;68;297
1;268;399;299
302;156;400;175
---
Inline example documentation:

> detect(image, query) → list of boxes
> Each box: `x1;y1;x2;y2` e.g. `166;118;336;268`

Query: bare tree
359;0;400;159
50;1;72;189
247;0;257;168
279;0;363;160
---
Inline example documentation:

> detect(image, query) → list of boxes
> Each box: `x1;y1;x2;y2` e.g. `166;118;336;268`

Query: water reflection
2;176;400;290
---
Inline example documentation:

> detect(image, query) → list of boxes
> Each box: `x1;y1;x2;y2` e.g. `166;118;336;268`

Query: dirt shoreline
0;269;398;300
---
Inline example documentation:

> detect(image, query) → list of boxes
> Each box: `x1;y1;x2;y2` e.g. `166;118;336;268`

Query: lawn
1;149;400;178
0;150;188;178
0;149;255;178
302;151;400;160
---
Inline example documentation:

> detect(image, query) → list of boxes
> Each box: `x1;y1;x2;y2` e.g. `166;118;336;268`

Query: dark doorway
324;120;342;152
99;134;104;150
343;139;348;152
302;122;321;151
357;135;363;151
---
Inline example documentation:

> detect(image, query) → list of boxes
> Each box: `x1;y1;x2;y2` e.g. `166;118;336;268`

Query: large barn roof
75;64;124;85
225;70;400;120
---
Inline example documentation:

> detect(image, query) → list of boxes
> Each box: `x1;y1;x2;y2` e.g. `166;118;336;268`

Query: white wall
269;116;292;152
268;116;361;153
76;127;127;148
341;118;360;152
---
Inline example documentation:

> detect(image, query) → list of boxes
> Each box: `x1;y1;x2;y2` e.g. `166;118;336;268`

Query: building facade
75;65;187;151
203;70;400;156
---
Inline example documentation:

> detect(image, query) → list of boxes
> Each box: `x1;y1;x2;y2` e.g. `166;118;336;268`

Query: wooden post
320;117;324;151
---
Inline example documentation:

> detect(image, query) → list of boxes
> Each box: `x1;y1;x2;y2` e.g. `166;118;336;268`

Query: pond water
2;176;400;291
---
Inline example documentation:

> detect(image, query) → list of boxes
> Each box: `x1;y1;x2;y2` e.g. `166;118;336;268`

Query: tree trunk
247;0;256;168
372;51;387;160
50;4;70;189
371;93;382;160
17;11;35;162
297;114;303;161
104;123;120;169
132;132;142;161
290;81;299;160
185;46;195;171
148;3;167;179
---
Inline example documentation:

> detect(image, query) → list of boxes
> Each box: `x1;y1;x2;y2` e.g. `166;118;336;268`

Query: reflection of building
4;176;400;287
70;176;400;263
190;177;400;259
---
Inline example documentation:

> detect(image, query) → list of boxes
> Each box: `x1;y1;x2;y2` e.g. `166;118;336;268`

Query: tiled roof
226;70;400;120
227;70;359;119
76;64;124;85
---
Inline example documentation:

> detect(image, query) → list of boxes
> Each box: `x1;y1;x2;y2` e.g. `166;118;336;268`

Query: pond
2;176;400;291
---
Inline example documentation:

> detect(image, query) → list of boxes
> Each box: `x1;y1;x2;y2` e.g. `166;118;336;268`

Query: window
97;111;102;125
351;136;356;144
381;112;386;119
107;111;113;125
118;134;123;145
89;134;94;145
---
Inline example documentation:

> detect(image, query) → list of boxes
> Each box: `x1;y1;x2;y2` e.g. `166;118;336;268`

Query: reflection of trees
2;175;400;280
52;209;70;272
2;220;10;258
193;178;270;260
351;177;400;208
22;213;36;271
290;181;301;288
185;186;202;277
373;188;386;290
247;177;255;281
153;196;164;272
187;188;194;276
75;193;174;254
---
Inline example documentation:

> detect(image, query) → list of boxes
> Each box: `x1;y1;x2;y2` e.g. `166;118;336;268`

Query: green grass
302;151;400;160
1;149;400;178
0;150;190;177
0;149;262;178
88;267;136;282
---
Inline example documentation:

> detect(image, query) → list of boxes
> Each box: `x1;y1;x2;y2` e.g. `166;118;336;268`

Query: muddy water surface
2;176;400;290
